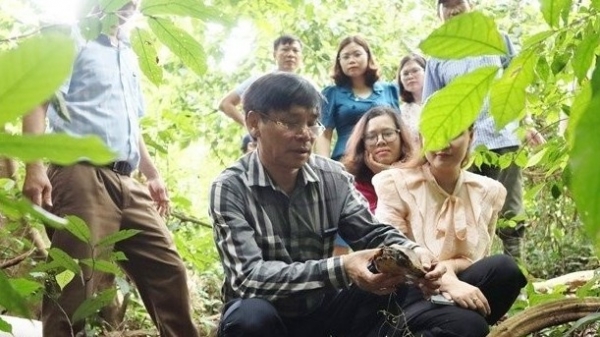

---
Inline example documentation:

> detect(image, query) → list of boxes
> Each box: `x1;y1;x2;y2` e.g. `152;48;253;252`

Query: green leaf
539;0;573;28
419;11;505;59
0;194;67;228
65;216;92;243
0;317;11;333
0;270;30;318
592;0;600;10
101;13;119;36
526;147;548;168
131;28;163;86
72;288;117;323
572;25;600;82
0;133;115;165
563;312;600;336
48;248;81;274
148;17;207;76
99;0;130;12
9;278;43;297
80;259;121;274
0;34;75;125
96;229;141;248
522;30;556;49
79;16;102;41
570;92;600;249
420;66;499;152
55;270;76;290
567;82;592;146
141;0;230;23
490;49;539;128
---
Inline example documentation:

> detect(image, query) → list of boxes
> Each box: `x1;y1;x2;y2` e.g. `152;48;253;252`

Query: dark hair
331;35;380;88
243;73;322;117
397;53;426;104
341;106;415;182
273;34;302;51
437;0;472;18
241;134;254;152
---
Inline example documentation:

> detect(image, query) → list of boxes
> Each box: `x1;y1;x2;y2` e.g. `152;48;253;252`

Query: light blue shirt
422;35;520;150
48;29;144;168
321;82;400;160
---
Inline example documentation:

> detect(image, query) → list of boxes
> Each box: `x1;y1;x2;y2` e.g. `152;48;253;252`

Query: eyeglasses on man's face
255;111;325;137
363;128;400;146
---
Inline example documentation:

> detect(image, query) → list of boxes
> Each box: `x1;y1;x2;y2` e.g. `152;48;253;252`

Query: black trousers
401;255;526;337
218;285;403;337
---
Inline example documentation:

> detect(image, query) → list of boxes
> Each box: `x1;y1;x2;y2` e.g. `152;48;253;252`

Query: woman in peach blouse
373;127;526;337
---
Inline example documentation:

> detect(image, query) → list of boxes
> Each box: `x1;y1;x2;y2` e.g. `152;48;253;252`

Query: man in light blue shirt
423;0;545;258
22;2;198;336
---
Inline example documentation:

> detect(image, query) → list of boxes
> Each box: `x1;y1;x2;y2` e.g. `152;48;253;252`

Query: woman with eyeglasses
372;126;526;337
316;35;400;162
397;53;426;144
341;107;415;213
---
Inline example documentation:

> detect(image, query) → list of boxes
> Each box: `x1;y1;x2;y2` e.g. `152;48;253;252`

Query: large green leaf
0;270;30;318
72;288;117;323
0;133;115;165
48;248;81;274
99;0;130;12
96;229;141;248
80;259;121;274
148;17;207;76
567;82;592;147
419;11;505;59
539;0;572;28
9;278;43;297
0;193;67;229
490;49;539;128
570;87;600;251
0;34;74;125
65;216;92;243
420;66;499;152
593;0;600;10
131;28;163;86
141;0;229;23
572;24;600;82
0;317;10;334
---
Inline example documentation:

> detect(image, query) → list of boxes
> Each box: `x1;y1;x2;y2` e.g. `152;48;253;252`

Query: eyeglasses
255;111;325;137
401;67;423;78
364;128;400;146
339;51;366;62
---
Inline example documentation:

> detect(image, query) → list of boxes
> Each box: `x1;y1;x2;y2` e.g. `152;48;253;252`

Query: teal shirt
321;82;400;160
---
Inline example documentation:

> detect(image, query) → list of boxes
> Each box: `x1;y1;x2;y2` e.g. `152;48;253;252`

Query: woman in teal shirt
316;35;400;161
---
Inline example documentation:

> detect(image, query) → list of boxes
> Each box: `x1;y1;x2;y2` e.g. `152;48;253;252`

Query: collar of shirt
246;151;320;189
339;81;384;99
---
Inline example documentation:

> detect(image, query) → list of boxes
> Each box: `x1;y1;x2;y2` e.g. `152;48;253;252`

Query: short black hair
273;34;302;51
243;73;322;117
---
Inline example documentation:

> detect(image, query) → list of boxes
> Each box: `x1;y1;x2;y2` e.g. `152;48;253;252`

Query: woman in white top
397;53;426;144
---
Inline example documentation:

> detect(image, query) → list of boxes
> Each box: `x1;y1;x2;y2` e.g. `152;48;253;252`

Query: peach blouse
373;165;506;262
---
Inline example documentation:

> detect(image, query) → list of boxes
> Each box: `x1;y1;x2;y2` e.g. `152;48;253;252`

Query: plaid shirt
209;152;417;317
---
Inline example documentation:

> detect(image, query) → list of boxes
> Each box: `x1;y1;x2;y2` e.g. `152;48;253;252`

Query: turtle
370;244;427;281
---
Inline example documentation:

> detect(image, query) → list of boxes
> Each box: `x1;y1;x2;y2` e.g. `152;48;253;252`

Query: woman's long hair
342;107;415;182
331;35;380;88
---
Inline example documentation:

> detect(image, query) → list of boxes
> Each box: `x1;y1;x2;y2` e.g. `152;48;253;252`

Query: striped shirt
209;151;417;317
48;28;144;168
422;38;520;150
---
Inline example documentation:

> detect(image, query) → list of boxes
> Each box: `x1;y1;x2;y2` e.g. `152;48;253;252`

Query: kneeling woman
373;127;526;337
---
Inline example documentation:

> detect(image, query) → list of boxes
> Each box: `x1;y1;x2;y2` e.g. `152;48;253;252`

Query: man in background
218;34;303;126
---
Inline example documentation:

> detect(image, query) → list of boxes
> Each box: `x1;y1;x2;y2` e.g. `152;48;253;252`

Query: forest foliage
1;0;600;334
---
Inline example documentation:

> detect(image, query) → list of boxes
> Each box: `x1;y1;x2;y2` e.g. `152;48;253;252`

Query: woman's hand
365;153;391;174
441;278;490;317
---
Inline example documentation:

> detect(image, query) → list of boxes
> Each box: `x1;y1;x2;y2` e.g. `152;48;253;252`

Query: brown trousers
42;164;198;337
